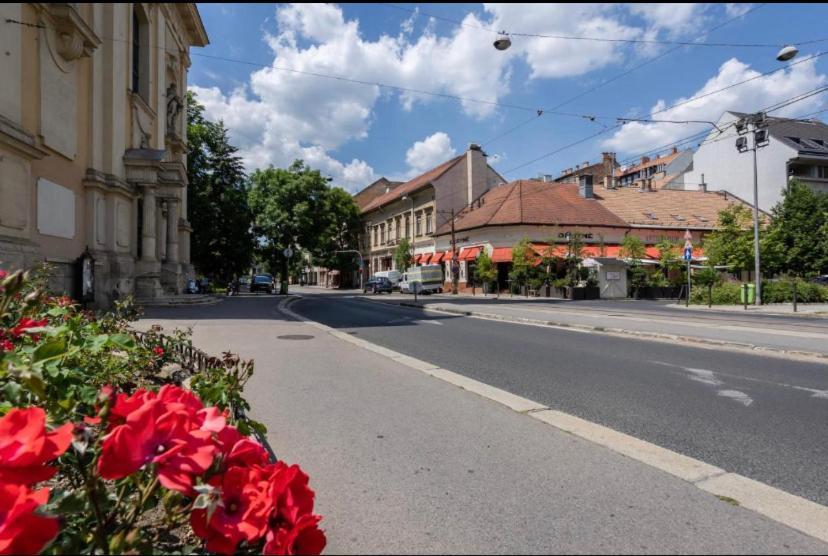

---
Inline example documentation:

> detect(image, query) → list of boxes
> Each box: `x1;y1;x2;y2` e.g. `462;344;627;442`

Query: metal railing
133;330;277;462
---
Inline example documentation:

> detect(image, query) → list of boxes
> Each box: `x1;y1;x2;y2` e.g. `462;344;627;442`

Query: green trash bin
740;283;757;304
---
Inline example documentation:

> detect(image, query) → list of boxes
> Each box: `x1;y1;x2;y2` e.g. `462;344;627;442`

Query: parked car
250;274;275;294
811;275;828;285
185;279;199;294
363;276;393;294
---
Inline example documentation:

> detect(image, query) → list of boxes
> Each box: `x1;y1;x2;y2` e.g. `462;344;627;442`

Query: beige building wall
0;3;208;306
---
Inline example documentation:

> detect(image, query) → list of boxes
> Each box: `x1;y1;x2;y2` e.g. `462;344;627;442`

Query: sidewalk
673;302;828;316
139;298;827;554
353;292;828;359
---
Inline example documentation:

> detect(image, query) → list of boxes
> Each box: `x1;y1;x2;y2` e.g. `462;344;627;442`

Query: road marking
282;295;828;543
684;367;723;387
716;389;754;407
414;319;443;326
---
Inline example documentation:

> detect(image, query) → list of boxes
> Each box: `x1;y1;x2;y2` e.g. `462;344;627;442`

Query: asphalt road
293;291;828;506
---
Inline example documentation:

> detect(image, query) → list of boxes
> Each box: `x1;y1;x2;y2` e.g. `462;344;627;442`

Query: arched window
132;6;149;100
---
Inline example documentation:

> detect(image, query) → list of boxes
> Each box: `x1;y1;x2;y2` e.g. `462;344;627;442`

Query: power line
378;3;823;49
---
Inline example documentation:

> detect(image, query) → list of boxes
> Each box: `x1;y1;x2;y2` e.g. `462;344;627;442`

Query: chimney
583;161;590;168
466;143;487;206
699;173;707;193
603;176;610;189
575;164;580;171
641;156;650;165
579;174;594;198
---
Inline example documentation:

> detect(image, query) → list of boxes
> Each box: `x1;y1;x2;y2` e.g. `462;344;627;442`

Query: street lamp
776;45;799;62
493;32;511;51
734;112;769;305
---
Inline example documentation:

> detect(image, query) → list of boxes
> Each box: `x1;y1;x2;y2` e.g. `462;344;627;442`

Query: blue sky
189;3;828;192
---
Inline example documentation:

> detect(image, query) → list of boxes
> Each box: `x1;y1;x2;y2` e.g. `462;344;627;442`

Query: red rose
9;318;48;339
0;408;73;484
216;425;269;470
158;384;203;414
153;345;165;357
0;340;12;353
0;482;60;555
267;463;316;527
263;514;326;556
98;397;216;494
0;270;7;280
191;465;271;555
109;388;156;429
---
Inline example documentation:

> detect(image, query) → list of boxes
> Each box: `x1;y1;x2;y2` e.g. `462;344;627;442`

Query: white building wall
684;112;797;210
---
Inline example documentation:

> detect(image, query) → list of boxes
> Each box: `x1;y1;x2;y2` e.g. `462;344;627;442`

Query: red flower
153;345;165;357
0;340;12;353
263;514;326;556
98;397;216;494
0;270;7;280
108;388;156;428
0;483;60;555
0;408;73;484
216;425;269;470
190;465;272;555
267;463;316;527
9;318;47;339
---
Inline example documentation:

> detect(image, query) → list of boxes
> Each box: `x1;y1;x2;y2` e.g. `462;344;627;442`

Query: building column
157;199;167;262
166;197;179;263
141;185;157;262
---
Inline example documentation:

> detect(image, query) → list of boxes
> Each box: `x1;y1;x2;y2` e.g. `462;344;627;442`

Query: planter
565;286;600;300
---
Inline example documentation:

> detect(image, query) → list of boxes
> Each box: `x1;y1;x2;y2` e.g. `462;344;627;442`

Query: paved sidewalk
140;297;827;554
347;291;828;358
673;302;828;316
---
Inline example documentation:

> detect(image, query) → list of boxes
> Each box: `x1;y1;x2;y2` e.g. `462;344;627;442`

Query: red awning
413;254;422;264
459;246;483;261
421;253;433;264
644;246;661;260
432;252;445;263
491;247;513;263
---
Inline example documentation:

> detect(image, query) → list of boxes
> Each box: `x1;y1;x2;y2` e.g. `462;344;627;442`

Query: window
416;213;422;236
405;215;410;239
380;224;385;244
373;226;377;247
692;214;710;222
643;212;658;220
426;212;433;234
396;218;401;240
671;214;685;221
132;7;150;100
818;166;828;179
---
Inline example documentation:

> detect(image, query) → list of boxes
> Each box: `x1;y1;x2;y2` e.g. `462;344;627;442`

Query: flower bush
0;266;325;554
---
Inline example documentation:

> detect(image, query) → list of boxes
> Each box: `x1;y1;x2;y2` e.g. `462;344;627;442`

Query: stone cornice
175;4;209;48
82;168;137;197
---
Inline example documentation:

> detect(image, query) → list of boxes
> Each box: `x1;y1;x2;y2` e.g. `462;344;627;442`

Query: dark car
250;274;275;294
811;275;828;285
363;276;393;294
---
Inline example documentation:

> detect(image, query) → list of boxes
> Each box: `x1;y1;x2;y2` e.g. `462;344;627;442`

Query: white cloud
724;3;755;18
603;56;828;155
405;132;456;174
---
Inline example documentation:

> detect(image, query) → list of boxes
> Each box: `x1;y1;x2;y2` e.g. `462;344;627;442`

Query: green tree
248;161;331;294
186;91;254;284
703;204;766;276
762;180;828;277
621;235;647;294
694;265;721;308
564;233;586;286
394;238;413;273
656;238;682;285
475;249;497;295
312;186;363;287
509;237;535;292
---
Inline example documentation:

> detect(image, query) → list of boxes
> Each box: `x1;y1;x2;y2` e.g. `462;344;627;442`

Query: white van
373;270;402;287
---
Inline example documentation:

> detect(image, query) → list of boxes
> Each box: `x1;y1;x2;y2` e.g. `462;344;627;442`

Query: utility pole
450;208;458;295
735;112;769;305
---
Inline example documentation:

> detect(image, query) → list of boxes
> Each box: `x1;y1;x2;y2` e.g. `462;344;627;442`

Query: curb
364;299;828;363
281;295;828;544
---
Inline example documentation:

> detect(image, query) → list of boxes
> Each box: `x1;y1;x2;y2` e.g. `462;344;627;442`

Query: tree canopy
186;91;254;284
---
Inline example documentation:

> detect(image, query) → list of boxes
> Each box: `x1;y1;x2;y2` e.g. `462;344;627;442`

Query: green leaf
32;338;67;364
109;333;136;350
2;381;21;403
87;334;109;353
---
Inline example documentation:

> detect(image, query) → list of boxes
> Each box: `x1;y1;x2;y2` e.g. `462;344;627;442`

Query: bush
690;282;741;305
762;279;828;303
0;266;326;555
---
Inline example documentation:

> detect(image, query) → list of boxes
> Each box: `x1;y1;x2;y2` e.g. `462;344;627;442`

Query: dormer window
671;214;685;221
643;212;658;220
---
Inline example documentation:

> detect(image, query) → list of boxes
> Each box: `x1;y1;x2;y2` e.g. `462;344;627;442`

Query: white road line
716;389;754;407
282;296;828;543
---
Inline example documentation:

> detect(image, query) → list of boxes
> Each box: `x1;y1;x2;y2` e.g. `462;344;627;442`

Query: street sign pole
684;230;692;307
283;246;294;295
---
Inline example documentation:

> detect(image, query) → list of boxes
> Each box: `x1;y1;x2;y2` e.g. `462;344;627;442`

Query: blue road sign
683;247;693;261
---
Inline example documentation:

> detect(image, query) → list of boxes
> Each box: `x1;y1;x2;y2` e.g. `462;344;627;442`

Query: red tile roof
436;180;628;235
593;188;747;229
616;151;681;178
360;155;465;214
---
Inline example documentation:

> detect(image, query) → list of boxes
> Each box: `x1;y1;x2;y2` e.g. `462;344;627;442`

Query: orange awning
491;247;513;263
413;254;422;264
459;246;482;261
432;252;445;263
421;253;433;264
